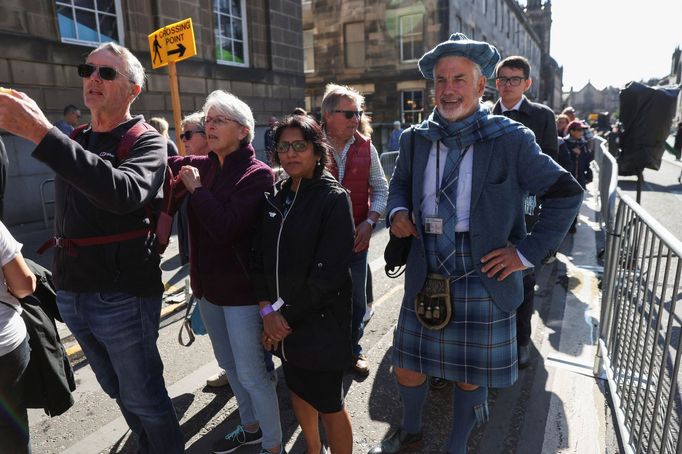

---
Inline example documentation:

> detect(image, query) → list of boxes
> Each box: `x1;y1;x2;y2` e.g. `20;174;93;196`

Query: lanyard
435;143;471;212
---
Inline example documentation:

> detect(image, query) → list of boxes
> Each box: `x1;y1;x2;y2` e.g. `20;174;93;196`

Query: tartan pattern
393;233;518;388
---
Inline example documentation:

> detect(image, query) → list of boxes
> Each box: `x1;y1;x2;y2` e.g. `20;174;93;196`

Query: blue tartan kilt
392;233;519;388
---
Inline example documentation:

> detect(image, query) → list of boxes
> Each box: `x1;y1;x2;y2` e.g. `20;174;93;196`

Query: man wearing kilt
368;34;584;454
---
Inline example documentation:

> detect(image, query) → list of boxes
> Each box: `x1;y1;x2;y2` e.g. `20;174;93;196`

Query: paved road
18;187;619;453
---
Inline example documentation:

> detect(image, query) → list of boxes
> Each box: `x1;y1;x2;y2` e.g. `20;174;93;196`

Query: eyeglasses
180;130;205;141
78;63;132;82
276;140;308;154
333;110;363;119
495;76;527;87
205;116;240;127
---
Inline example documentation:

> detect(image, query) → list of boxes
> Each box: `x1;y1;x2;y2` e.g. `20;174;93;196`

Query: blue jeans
351;250;368;357
198;298;282;450
0;335;31;453
57;291;183;454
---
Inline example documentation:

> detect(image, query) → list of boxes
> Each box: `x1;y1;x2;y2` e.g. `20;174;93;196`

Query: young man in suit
493;55;560;368
369;34;583;454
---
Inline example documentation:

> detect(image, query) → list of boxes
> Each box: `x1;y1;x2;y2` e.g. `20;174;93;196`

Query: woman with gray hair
168;90;284;454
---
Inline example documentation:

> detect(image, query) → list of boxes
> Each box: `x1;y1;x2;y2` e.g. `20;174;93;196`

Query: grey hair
181;111;205;130
321;83;364;117
89;42;145;88
202;90;255;144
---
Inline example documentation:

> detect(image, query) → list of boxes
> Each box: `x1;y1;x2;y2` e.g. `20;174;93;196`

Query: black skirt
282;363;345;414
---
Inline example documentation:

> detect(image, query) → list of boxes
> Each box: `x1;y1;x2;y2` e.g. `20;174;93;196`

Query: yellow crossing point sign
148;18;197;69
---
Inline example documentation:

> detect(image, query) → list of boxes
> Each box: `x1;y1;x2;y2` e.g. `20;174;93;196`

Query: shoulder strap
116;121;155;163
69;124;89;141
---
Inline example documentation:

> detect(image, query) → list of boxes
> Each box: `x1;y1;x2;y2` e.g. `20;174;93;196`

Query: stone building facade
0;0;304;225
563;82;620;120
302;0;561;152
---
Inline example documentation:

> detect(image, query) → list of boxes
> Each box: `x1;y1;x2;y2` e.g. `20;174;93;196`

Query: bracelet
259;304;274;318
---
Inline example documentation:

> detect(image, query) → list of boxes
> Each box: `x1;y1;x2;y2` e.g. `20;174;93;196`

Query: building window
214;0;249;67
55;0;123;46
303;29;315;73
401;91;423;125
344;22;365;68
399;14;423;62
456;15;463;32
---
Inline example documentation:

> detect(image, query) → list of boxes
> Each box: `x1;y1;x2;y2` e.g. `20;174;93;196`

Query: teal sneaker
211;425;262;454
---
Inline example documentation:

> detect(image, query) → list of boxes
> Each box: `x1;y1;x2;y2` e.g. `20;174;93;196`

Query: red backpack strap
69;124;89;141
116;121;156;163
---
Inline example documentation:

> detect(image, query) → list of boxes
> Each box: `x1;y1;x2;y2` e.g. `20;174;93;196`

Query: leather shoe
353;354;370;376
368;428;422;454
518;344;531;369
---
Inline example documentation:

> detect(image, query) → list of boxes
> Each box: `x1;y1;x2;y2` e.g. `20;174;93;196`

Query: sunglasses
495;76;527;87
180;130;205;141
77;63;131;82
276;140;308;154
334;110;363;119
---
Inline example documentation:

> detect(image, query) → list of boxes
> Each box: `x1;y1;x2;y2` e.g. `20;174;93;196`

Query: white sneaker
206;369;229;388
363;304;375;323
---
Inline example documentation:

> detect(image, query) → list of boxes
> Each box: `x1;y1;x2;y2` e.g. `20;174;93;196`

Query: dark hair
272;115;331;168
495;55;531;79
63;104;79;115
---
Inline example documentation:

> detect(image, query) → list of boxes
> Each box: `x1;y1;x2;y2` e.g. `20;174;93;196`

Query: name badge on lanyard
424;216;444;235
423;142;470;236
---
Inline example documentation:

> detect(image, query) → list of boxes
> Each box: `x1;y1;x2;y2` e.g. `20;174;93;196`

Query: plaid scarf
414;104;524;150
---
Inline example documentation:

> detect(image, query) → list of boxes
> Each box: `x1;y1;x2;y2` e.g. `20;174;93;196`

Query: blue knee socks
447;385;489;454
398;379;428;434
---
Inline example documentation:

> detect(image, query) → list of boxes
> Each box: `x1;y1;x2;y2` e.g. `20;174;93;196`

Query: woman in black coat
252;115;355;454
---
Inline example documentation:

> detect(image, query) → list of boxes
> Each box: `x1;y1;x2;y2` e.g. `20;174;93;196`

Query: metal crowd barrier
595;187;682;453
380;151;399;180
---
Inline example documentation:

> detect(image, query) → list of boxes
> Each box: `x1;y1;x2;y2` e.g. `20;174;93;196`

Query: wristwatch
365;218;376;228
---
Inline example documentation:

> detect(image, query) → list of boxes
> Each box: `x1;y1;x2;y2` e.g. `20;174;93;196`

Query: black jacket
493;97;559;162
32;116;165;296
252;169;355;340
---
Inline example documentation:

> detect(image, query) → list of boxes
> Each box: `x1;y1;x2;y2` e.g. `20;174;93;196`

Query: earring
316;160;321;166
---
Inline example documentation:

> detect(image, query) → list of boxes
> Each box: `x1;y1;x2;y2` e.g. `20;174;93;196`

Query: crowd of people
0;32;587;454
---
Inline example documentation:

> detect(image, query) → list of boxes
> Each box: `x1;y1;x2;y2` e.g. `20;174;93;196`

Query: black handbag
384;128;416;278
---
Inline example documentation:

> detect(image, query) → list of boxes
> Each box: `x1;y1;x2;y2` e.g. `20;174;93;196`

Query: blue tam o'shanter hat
418;33;500;80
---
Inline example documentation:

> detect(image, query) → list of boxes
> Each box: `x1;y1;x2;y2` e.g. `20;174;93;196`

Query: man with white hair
321;83;389;377
0;42;183;453
369;34;583;453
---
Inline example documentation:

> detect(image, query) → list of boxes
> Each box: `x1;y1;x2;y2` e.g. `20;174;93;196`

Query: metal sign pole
167;61;185;156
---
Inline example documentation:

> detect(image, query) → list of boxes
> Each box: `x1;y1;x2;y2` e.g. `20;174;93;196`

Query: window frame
214;0;250;68
344;22;366;69
401;90;424;125
303;28;315;73
55;0;125;47
399;13;424;63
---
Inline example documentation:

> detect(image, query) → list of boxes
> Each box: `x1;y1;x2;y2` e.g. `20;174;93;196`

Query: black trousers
0;336;31;453
516;272;536;347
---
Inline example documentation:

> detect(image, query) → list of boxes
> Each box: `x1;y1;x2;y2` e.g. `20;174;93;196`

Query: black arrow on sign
167;43;186;58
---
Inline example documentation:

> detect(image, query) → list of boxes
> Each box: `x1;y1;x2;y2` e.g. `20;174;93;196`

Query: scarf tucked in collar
414;104;525;150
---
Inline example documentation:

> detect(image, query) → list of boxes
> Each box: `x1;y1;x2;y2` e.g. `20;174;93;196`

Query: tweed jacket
387;125;583;312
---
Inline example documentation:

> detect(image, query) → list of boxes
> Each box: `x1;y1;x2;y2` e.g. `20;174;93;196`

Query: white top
420;141;474;232
0;221;27;357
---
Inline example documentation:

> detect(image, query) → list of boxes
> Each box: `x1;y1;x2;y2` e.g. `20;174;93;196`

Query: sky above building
550;0;682;91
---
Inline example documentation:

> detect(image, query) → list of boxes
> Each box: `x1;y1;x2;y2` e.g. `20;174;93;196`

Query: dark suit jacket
493;97;558;162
